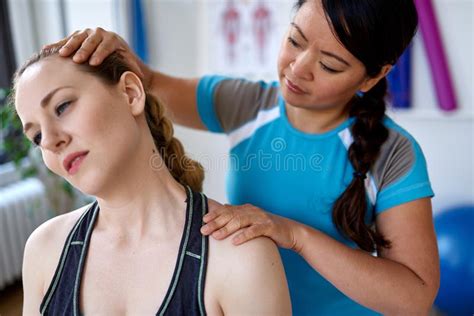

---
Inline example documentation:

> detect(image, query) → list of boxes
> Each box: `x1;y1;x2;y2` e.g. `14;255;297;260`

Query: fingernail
90;57;98;65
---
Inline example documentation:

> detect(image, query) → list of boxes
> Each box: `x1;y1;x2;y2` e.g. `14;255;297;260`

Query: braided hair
295;0;418;252
144;93;204;192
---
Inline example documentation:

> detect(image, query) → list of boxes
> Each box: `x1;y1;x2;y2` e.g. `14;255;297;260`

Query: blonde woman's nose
40;126;69;152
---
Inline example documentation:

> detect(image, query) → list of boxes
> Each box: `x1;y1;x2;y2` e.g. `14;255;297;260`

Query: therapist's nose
290;51;314;81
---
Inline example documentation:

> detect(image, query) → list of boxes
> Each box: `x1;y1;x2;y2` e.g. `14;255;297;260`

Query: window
0;0;18;164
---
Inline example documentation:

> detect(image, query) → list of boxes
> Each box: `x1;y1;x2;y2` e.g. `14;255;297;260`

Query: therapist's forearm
291;222;433;315
146;70;204;129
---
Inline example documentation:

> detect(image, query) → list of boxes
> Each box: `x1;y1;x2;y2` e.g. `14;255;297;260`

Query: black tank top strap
40;185;209;316
40;201;99;315
156;185;209;316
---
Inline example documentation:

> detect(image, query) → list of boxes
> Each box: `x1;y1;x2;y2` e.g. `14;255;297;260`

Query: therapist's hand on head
44;28;153;89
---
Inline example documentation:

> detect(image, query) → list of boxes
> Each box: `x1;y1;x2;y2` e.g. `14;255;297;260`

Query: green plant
1;88;35;176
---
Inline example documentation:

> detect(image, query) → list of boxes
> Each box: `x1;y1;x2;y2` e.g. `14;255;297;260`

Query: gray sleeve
371;129;415;192
372;127;434;213
213;79;280;133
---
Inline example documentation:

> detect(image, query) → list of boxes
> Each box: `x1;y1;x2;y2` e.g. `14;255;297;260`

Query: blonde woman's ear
120;71;146;116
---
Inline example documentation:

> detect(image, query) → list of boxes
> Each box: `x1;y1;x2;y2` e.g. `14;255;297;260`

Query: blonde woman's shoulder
204;198;292;316
21;203;93;315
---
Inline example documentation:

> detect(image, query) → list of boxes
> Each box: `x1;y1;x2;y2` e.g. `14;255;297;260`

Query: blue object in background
387;46;412;109
130;0;149;63
434;205;474;316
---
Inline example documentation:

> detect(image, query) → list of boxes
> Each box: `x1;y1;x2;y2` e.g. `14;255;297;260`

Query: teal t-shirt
197;75;434;315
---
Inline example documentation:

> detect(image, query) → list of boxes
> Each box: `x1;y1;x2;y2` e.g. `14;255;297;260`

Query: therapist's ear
359;65;392;93
119;71;146;116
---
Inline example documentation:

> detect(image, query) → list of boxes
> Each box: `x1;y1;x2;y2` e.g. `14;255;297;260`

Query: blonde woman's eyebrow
23;85;73;133
40;86;73;108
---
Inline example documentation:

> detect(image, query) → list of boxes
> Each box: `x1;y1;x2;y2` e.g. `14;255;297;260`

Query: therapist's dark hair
295;0;418;252
12;47;204;192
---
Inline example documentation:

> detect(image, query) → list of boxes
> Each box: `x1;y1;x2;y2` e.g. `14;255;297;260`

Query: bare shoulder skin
22;204;92;316
204;199;292;315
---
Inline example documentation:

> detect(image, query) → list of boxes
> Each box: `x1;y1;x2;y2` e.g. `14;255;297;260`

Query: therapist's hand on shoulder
44;28;152;89
201;203;303;251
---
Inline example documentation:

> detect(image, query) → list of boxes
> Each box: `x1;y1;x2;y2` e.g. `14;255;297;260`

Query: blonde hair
11;46;204;192
144;94;204;192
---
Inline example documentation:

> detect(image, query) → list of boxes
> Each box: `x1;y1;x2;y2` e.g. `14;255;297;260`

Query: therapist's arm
293;199;439;315
202;198;439;315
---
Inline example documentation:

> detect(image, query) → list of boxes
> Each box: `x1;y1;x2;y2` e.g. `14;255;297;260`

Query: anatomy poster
207;0;283;78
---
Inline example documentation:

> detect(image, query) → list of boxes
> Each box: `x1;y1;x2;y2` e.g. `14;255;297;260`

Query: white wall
7;0;473;211
388;0;474;212
7;0;129;63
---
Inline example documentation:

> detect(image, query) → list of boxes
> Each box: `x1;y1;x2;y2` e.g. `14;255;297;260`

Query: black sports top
39;185;209;315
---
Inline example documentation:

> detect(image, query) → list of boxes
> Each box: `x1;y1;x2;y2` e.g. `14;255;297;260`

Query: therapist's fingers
89;38;119;65
202;204;230;223
203;204;268;239
232;224;268;245
77;28;123;65
211;215;247;239
201;208;234;235
73;29;106;63
58;29;92;59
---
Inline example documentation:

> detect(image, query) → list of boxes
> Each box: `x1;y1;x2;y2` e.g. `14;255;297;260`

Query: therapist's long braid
334;79;390;252
295;0;418;252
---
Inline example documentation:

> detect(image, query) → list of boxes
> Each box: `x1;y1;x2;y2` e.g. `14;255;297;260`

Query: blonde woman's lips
63;151;89;175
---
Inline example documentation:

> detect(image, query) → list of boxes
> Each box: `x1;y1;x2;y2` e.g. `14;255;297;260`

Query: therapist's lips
63;151;89;175
285;78;306;95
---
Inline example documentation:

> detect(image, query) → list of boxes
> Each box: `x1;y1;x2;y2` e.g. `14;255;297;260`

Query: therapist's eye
287;36;301;48
320;63;341;74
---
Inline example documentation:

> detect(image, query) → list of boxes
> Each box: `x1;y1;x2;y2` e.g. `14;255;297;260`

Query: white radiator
0;178;52;290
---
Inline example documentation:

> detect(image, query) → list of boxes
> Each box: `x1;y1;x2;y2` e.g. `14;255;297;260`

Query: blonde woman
14;47;291;315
